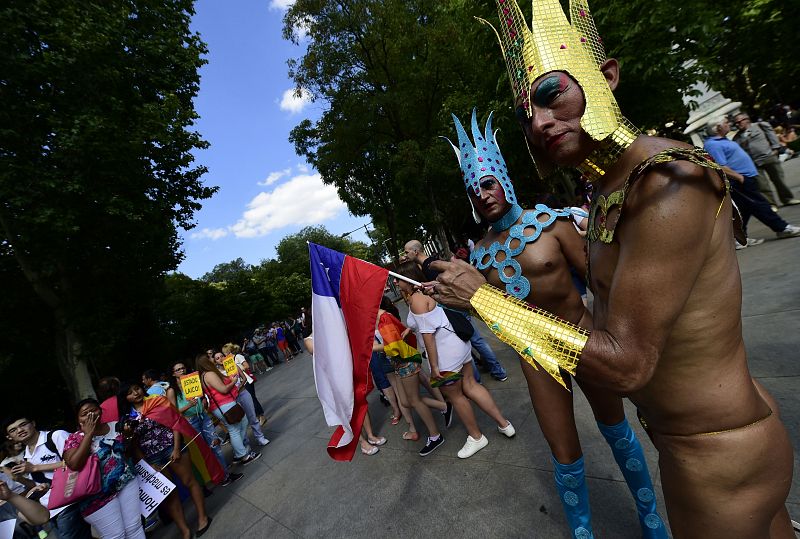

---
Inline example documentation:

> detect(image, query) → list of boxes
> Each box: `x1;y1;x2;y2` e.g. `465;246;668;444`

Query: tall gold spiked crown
478;0;640;181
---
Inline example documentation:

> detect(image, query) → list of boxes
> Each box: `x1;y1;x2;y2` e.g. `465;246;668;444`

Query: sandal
402;431;420;441
361;445;379;456
390;415;400;426
368;437;387;446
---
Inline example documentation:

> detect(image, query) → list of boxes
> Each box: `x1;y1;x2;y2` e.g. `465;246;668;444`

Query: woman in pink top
196;355;260;466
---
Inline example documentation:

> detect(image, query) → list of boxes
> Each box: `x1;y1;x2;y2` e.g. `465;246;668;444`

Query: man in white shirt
5;416;91;539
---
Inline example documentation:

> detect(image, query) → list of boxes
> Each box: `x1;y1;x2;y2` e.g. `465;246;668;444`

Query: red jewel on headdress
506;18;513;26
579;9;586;16
528;65;534;72
481;167;486;171
560;44;567;49
503;7;509;14
509;30;516;39
478;157;483;162
580;37;587;43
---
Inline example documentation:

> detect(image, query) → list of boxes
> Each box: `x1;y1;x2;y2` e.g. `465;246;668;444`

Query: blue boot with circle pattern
552;455;594;539
597;419;668;538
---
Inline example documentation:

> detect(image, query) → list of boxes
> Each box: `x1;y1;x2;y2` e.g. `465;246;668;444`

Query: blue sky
178;0;372;278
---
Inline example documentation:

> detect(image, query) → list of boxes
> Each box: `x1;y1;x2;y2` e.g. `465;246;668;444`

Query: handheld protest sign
135;460;175;517
179;373;203;399
222;355;237;376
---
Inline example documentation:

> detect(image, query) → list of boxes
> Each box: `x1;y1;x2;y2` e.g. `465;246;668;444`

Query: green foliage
0;0;214;410
201;257;252;283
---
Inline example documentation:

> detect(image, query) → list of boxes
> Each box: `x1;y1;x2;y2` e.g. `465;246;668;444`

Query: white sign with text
135;459;175;517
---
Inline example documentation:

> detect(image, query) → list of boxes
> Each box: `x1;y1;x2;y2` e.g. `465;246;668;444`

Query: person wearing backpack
4;415;92;539
394;261;514;459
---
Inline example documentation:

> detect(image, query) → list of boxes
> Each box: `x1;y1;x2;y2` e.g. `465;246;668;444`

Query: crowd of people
0;315;311;539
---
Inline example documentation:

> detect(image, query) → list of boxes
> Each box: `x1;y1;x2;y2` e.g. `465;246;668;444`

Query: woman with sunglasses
168;362;243;487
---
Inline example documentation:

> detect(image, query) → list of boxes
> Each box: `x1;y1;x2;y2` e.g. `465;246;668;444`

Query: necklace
471;204;572;298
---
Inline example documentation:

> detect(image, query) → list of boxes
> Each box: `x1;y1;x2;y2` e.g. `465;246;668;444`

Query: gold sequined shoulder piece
587;147;729;244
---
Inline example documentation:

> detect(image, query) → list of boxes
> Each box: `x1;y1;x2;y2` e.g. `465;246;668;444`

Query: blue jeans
237;388;268;444
187;413;227;470
52;503;92;539
466;314;507;379
212;402;251;459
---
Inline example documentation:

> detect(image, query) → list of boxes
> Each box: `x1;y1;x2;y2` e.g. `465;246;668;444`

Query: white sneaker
498;421;516;438
457;434;488;458
736;237;765;250
777;225;800;239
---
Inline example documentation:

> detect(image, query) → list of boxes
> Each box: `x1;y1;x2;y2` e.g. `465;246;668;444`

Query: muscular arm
577;164;723;392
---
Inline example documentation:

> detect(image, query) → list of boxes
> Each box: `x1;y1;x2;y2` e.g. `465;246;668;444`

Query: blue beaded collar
471;204;572;298
489;203;523;232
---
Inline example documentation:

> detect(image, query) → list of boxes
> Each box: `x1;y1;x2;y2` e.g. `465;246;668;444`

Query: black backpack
441;307;475;342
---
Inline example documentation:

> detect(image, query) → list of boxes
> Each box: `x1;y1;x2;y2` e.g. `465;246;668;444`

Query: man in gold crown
426;0;796;537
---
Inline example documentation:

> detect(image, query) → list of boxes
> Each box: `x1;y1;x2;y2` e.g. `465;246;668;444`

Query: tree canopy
282;0;799;254
0;0;214;404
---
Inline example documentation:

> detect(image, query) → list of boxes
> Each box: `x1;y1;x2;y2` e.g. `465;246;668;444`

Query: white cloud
191;227;229;240
258;168;291;186
269;0;294;10
231;173;345;238
279;88;311;114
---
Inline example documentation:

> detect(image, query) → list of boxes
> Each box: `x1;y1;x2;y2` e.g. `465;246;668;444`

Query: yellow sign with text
179;373;203;399
222;355;237;377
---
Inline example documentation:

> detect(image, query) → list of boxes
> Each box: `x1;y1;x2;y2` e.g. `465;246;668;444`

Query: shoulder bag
440;307;474;342
201;372;245;424
46;431;101;510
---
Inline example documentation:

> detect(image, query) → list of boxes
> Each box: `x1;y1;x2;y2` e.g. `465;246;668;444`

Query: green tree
201;257;252;283
0;0;214;401
284;0;531;255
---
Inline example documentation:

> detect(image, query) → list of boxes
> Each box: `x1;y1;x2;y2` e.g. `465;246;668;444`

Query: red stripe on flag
326;255;387;461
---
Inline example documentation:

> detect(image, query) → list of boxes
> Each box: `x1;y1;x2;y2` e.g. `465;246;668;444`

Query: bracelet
470;284;589;389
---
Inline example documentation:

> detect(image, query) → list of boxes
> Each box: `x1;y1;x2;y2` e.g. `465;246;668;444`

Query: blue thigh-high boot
552;455;594;539
597;419;668;538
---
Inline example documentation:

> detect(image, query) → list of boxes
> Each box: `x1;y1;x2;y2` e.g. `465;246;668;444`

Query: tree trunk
54;315;96;402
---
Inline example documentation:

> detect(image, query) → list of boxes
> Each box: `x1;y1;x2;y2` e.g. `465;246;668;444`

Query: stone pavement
154;160;800;538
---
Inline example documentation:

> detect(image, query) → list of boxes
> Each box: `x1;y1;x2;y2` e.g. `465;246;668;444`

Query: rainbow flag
141;396;225;484
430;371;463;388
378;312;422;363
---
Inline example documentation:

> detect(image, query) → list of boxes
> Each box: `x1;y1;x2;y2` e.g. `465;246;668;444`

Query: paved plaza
154;160;800;538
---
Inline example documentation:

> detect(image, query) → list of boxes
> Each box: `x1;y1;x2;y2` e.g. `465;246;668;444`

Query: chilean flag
309;242;388;461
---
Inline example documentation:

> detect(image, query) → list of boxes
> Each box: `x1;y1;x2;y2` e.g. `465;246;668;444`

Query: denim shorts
394;361;421;379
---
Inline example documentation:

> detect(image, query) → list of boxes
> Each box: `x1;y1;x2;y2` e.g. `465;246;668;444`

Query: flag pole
388;271;421;287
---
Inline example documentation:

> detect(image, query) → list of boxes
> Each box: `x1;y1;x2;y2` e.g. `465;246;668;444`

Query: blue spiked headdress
443;109;518;223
